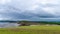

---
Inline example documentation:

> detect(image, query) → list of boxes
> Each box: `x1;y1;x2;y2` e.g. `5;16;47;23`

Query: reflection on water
0;22;19;28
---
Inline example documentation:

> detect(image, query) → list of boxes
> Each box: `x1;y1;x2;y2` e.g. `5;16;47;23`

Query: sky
0;0;60;21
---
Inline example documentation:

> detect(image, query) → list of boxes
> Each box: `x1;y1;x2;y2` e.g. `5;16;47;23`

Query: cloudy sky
0;0;60;21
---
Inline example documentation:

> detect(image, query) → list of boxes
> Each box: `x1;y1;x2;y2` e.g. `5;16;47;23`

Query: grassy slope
0;25;60;34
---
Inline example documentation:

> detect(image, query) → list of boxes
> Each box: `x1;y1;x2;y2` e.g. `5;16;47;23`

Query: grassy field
0;25;60;34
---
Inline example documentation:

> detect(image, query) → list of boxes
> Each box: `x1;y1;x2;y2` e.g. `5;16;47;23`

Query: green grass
0;25;60;34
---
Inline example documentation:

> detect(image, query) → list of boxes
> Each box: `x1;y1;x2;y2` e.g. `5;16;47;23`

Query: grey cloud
0;0;60;21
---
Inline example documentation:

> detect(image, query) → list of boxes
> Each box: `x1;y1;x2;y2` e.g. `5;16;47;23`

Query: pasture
0;25;60;34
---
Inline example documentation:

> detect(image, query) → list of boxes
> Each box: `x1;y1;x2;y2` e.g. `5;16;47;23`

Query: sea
0;22;19;28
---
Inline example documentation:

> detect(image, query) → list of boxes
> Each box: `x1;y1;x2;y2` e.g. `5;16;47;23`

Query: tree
18;20;30;26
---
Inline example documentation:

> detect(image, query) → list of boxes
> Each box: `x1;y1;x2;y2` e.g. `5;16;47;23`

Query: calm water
0;22;19;28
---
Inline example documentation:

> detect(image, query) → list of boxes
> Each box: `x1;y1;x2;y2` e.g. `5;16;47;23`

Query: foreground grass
0;25;60;34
